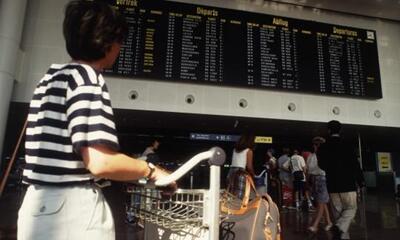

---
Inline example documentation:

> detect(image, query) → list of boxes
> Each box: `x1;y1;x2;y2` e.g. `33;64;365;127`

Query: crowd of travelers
232;120;365;240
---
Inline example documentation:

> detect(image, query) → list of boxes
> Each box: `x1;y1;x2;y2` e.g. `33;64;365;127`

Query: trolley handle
154;146;225;187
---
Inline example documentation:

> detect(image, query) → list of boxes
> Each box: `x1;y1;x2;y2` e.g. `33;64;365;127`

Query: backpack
222;170;281;240
285;156;305;181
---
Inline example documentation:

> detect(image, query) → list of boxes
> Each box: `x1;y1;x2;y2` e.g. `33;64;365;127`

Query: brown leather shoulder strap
0;118;27;197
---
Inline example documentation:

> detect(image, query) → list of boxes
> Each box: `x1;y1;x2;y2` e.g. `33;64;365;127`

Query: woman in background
307;137;333;233
255;148;277;194
228;133;256;178
226;134;256;199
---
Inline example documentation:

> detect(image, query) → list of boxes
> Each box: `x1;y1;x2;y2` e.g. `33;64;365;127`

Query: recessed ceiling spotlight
239;98;248;108
288;102;296;112
128;90;138;100
374;110;382;118
332;106;340;115
185;94;195;104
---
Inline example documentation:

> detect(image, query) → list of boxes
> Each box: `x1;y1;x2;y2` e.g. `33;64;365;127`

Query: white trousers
330;191;357;239
18;184;115;240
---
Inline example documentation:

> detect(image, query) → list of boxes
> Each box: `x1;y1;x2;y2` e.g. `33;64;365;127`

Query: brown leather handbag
221;170;281;240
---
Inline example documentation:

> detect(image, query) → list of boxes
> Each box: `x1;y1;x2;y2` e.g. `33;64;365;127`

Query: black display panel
103;0;382;99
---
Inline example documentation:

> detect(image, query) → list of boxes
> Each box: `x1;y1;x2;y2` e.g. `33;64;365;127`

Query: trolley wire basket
128;187;207;236
126;147;226;240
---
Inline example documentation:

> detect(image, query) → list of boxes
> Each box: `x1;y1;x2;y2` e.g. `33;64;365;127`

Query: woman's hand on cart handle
151;166;177;195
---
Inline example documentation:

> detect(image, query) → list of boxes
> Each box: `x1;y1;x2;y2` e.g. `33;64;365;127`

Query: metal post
358;133;368;239
357;133;363;168
393;171;397;197
190;171;194;189
208;165;220;240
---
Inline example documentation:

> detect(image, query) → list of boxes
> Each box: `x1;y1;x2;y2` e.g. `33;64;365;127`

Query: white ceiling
252;0;400;21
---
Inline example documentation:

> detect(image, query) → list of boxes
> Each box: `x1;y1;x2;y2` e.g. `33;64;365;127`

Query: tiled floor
1;183;399;239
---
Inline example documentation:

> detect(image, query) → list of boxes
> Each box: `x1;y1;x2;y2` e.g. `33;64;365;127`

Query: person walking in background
265;148;277;192
278;147;294;209
284;148;312;210
17;1;175;239
255;148;277;194
301;148;316;212
307;137;333;234
318;120;365;240
141;139;161;164
142;139;160;158
266;148;277;174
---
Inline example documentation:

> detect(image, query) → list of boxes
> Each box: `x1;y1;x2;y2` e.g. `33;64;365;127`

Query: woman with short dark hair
17;1;174;239
63;0;128;62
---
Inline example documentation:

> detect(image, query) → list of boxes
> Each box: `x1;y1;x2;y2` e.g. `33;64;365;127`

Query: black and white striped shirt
23;63;119;185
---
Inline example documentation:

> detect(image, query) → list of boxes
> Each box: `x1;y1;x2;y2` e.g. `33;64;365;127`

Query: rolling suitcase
221;170;281;240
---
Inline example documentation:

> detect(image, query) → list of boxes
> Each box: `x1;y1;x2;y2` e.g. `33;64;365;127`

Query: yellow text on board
255;136;273;144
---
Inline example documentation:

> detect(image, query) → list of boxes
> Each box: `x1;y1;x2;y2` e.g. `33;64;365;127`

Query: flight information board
103;0;382;99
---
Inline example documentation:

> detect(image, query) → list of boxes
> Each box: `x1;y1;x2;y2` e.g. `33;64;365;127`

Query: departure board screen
102;0;382;99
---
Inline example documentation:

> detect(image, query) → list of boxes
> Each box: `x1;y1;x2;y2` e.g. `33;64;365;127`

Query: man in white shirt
284;149;309;209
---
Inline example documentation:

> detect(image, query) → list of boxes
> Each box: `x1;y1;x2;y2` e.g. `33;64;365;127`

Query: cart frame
128;147;225;240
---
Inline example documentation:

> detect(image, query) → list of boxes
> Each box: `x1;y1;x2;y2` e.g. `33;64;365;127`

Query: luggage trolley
128;147;226;240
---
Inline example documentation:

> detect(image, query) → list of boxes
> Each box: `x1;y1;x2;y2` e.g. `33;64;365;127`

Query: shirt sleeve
300;157;306;169
66;83;120;154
